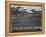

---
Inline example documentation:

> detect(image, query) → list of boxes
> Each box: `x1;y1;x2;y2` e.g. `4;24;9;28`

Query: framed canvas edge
5;1;45;36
